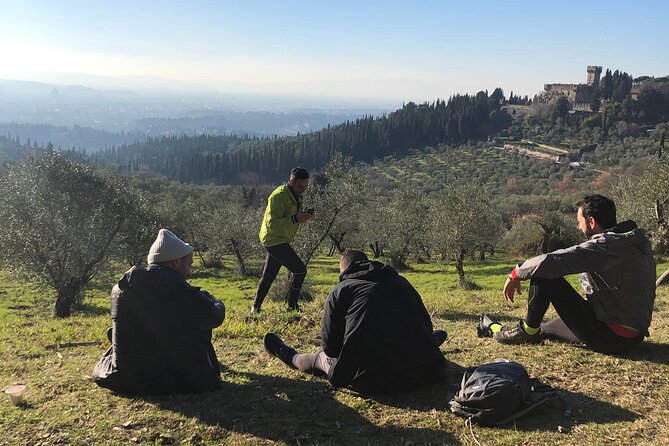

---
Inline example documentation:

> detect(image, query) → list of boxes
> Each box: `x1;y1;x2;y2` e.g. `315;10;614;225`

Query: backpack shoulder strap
493;383;559;426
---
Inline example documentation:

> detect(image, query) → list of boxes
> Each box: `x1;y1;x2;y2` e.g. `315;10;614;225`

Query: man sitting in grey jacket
479;195;656;353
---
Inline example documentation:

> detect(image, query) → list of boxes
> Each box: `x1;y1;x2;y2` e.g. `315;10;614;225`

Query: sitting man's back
93;229;225;395
324;256;447;393
265;250;446;394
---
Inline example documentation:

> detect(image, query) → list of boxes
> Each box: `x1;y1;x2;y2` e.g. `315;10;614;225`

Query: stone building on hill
543;66;602;111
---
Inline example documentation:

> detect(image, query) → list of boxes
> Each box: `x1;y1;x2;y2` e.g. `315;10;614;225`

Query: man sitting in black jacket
264;250;447;394
92;229;226;395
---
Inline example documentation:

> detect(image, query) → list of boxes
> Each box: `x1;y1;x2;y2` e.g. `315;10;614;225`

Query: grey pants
294;351;336;377
253;243;306;310
293;330;447;377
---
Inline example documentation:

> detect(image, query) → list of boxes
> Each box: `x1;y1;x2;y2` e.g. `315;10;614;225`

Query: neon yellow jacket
259;184;302;247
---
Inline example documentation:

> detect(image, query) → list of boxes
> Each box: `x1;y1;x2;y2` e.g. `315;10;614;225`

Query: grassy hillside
1;256;669;445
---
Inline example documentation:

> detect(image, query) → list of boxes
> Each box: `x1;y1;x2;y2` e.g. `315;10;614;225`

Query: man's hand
503;276;522;303
296;212;314;223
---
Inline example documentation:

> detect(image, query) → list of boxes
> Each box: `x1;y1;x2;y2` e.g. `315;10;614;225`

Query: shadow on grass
148;367;462;445
433;310;518;325
439;315;669;368
619;341;669;366
372;360;466;412
401;264;512;277
72;301;109;316
497;386;640;432
376;373;638;433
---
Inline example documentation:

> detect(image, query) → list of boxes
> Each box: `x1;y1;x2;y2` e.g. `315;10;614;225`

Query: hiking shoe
493;321;542;344
433;329;448;347
477;314;500;338
263;332;298;369
250;305;261;315
287;303;301;313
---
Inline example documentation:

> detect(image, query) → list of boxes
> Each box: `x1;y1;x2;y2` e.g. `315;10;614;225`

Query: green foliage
503;218;546;257
614;154;669;254
0;152;151;317
550;96;570;122
376;189;430;269
504;211;582;257
365;145;595;196
132;181;266;274
429;184;504;286
294;153;373;265
94;91;510;185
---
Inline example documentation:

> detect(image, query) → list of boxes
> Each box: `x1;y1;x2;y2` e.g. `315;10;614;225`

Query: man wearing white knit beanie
93;229;226;395
147;229;195;279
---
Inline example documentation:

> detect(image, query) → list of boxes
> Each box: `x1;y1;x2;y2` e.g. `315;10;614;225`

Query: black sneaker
287;303;301;312
477;314;500;338
250;305;261;315
493;321;542;344
263;332;298;369
433;329;448;347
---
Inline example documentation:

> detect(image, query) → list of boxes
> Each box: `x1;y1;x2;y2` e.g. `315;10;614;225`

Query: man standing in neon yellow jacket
252;167;314;313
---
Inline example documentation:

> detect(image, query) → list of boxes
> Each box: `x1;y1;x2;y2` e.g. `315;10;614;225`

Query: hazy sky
1;0;667;102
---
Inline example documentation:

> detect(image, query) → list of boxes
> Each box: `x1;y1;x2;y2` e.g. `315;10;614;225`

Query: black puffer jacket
322;261;446;393
92;264;225;395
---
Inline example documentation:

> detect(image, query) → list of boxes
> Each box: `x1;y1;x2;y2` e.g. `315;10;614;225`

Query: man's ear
168;258;180;270
588;216;597;229
288;178;295;186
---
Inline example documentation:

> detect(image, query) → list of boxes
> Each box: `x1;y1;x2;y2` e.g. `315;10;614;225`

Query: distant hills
94;90;511;183
0;78;391;150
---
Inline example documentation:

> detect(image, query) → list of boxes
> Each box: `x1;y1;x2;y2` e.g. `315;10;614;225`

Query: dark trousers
527;277;643;354
253;243;306;309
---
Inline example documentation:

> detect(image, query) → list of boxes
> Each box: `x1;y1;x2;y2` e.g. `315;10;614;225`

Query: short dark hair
290;167;309;180
577;194;617;229
340;249;368;271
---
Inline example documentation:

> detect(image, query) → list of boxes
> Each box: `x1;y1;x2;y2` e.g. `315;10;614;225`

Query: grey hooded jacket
513;220;656;335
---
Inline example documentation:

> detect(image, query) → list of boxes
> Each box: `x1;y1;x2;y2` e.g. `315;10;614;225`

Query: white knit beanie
147;229;194;264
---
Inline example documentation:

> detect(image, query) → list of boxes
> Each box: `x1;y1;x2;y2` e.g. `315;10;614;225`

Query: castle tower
586;65;602;86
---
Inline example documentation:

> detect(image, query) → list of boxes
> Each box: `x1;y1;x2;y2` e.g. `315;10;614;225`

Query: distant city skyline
1;0;668;103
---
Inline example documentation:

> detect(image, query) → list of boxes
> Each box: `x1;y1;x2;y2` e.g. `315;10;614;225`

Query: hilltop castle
543;66;602;111
542;65;643;111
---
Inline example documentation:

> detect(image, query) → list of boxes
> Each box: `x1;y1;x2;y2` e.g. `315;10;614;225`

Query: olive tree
614;139;669;286
0;152;149;317
614;136;669;249
377;189;430;269
217;196;264;275
429;184;504;287
350;197;388;258
294;153;371;265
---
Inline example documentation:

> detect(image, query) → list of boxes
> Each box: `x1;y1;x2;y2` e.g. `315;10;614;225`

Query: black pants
527;277;643;354
253;243;306;309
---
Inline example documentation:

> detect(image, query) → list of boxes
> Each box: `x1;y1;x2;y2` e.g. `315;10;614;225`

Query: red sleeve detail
510;269;518;280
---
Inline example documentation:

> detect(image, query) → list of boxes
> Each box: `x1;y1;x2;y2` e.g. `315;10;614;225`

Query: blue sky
0;0;667;102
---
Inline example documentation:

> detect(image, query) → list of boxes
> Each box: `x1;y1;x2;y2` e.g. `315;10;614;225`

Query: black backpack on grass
449;360;556;426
